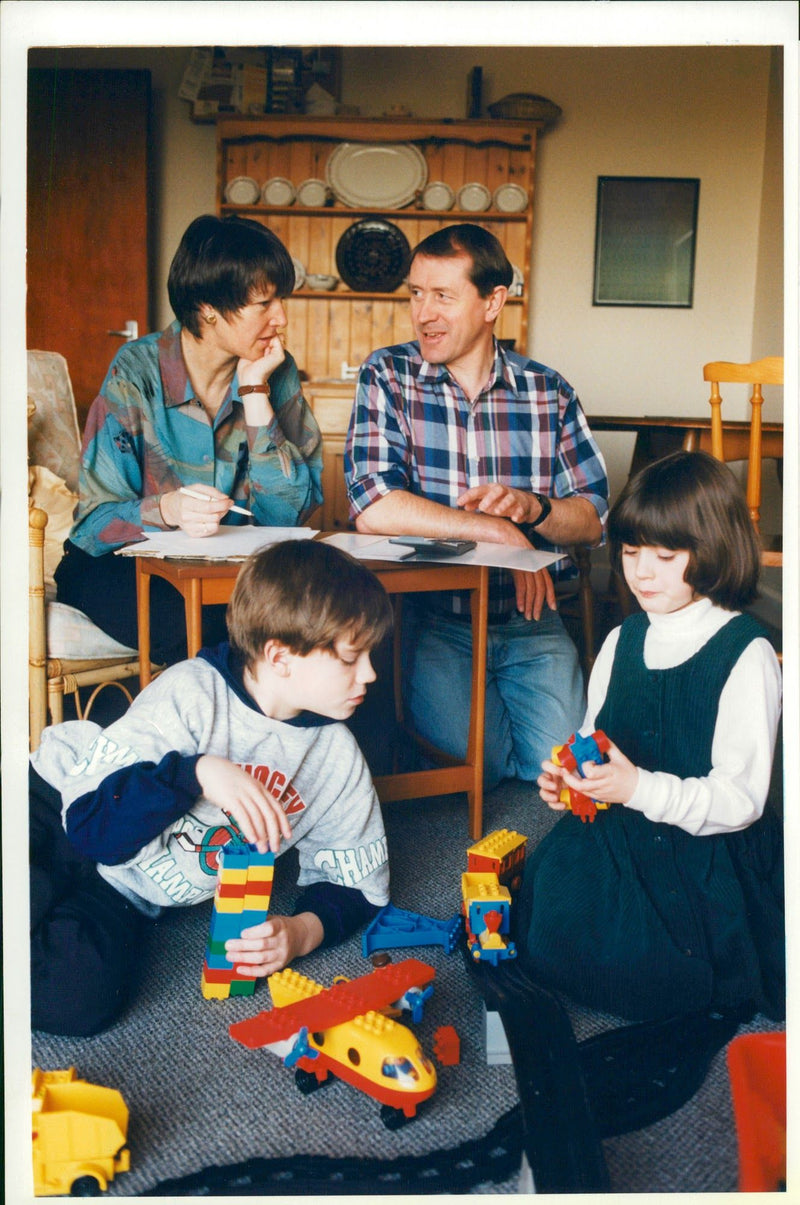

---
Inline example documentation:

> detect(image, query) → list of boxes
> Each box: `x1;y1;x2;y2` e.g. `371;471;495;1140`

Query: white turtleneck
583;597;782;836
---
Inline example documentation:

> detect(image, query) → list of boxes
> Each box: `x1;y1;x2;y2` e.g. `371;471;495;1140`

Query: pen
179;486;252;517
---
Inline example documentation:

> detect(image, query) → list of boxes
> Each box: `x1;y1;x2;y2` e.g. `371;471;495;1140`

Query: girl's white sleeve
626;639;781;835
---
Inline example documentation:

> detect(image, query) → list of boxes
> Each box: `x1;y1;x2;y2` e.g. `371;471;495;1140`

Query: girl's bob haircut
608;450;762;610
168;214;295;337
228;539;393;670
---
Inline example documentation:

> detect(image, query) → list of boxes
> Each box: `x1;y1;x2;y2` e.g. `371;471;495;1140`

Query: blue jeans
400;601;586;791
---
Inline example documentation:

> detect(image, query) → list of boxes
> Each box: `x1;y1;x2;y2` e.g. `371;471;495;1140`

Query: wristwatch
239;384;270;397
529;492;552;528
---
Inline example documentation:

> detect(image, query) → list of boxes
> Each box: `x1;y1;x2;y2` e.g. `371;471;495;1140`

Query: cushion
27;350;82;492
28;464;78;589
46;600;138;660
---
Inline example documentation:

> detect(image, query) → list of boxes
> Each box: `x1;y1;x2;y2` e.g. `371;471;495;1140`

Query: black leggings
30;766;150;1036
55;539;229;666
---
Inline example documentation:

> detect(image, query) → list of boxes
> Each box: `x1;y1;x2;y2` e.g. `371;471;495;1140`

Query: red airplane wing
230;957;436;1050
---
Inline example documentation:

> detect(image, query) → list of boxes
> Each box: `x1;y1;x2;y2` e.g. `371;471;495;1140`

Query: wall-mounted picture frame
593;176;700;307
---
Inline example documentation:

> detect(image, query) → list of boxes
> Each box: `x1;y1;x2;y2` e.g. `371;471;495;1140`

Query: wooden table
589;415;783;480
136;549;490;838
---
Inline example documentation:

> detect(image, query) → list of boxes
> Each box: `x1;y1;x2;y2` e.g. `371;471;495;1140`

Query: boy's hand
196;755;292;852
225;912;324;978
545;740;639;806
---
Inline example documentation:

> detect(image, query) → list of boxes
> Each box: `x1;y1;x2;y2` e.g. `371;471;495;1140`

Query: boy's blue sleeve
65;751;203;865
292;880;382;949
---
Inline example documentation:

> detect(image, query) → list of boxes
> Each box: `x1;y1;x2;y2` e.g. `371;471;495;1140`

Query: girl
516;451;784;1023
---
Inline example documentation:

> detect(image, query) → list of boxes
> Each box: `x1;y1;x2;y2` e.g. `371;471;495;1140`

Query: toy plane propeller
230;958;438;1129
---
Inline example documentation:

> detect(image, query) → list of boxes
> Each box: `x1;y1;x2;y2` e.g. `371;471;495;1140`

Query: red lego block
433;1025;460;1066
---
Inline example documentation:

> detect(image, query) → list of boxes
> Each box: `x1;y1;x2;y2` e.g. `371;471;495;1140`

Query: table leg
136;562;153;686
185;579;203;657
466;565;489;840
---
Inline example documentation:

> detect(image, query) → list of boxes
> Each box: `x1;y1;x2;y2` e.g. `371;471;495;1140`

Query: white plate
262;177;296;206
291;258;306;291
326;142;428;209
493;183;529;213
224;176;260;205
509;263;524;297
456;182;491;213
296;178;329;207
421;181;455;211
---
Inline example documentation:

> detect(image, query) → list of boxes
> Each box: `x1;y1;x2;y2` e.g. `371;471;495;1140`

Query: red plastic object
727;1031;786;1191
433;1025;461;1066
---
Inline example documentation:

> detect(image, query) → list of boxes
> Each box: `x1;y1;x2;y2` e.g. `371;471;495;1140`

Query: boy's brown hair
228;539;392;668
608;450;762;609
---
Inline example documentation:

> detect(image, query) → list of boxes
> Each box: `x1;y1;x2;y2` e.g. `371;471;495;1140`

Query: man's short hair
168;214;296;337
228;539;393;668
410;223;513;296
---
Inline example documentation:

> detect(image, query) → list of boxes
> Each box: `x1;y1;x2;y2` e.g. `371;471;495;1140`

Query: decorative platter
335;219;411;293
296;178;329;207
262;177;296;206
326;142;428;209
224;176;260;205
291;258;306;291
422;180;455;211
493;183;529;213
456;182;491;213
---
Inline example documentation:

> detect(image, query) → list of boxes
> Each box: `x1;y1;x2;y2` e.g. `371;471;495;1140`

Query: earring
205;312;217;325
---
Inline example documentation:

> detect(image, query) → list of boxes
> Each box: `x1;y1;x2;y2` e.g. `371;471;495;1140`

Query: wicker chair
27;350;157;749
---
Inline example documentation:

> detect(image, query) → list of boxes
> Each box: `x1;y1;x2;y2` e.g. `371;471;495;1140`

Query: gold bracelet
239;384;270;397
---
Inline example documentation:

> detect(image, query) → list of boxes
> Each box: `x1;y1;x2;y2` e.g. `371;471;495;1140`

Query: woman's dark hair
410;223;513;296
168;214;295;336
228;539;393;671
608;450;761;609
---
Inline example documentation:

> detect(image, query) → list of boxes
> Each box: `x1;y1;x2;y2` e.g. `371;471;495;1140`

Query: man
345;224;608;789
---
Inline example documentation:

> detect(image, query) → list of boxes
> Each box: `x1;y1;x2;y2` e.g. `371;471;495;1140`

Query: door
27;68;151;429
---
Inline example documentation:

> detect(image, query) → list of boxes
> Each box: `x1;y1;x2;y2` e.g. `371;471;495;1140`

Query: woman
55;214;323;663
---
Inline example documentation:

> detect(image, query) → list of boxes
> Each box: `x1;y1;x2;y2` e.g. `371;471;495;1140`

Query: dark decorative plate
335;219;411;293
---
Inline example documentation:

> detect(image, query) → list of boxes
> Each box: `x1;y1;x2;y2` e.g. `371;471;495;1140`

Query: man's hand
196;755;293;852
458;483;538;525
225;912;324;977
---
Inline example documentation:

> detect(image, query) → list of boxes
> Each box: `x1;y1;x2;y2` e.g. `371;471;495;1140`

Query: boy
30;539;393;1036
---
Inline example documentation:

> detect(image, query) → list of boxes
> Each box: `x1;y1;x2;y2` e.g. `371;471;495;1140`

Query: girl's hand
196;755;293;852
225;912;324;978
552;740;639;806
159;482;232;536
538;761;568;810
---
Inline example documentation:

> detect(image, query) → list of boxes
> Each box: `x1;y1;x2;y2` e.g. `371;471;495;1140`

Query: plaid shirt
345;339;608;617
70;321;323;555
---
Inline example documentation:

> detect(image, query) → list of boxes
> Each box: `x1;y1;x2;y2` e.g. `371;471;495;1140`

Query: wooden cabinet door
27;68;151;429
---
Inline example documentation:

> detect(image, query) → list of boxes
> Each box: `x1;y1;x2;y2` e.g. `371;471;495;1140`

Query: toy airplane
229;958;438;1129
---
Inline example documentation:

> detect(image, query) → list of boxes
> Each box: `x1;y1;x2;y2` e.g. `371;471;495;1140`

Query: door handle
107;320;139;341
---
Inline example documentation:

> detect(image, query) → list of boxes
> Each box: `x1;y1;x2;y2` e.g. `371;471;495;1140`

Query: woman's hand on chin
238;334;285;388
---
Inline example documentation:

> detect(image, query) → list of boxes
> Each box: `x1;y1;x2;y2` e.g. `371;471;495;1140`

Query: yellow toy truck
32;1068;130;1196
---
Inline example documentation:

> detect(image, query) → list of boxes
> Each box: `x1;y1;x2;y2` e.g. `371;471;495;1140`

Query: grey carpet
30;778;782;1194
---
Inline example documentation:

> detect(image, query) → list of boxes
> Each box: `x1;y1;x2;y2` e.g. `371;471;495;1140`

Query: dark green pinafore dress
517;612;784;1022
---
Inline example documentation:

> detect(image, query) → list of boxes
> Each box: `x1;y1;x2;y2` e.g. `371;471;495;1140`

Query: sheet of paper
322;532;562;573
116;527;318;560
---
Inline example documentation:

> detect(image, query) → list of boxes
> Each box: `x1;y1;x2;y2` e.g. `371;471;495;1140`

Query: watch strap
238;384;270;396
529;492;552;528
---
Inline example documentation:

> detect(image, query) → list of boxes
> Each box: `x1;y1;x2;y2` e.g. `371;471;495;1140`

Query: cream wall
30;43;784;502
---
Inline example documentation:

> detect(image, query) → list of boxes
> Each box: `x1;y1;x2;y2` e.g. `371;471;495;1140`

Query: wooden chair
703;357;784;567
28;350;158;750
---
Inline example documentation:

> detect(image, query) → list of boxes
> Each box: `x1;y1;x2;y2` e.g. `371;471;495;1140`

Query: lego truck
32;1068;130;1196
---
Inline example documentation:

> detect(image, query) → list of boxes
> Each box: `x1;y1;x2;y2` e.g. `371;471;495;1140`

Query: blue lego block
362;903;463;957
219;842;276;870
